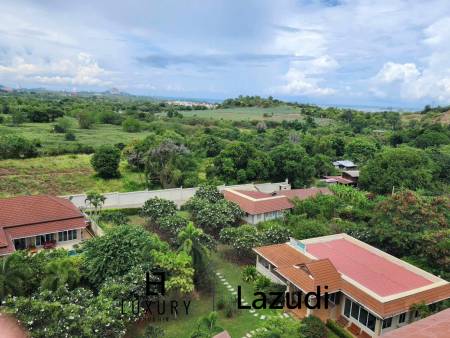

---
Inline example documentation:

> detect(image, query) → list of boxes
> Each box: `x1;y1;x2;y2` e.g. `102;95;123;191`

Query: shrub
242;265;258;283
90;144;121;178
64;131;76;141
326;320;353;338
77;111;95;129
157;214;188;235
142;325;165;338
300;315;328;338
141;197;177;224
122;117;141;132
0;135;38;159
53;117;73;133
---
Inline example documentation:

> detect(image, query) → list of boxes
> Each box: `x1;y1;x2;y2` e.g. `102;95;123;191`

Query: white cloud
0;53;111;86
277;55;337;96
374;62;420;83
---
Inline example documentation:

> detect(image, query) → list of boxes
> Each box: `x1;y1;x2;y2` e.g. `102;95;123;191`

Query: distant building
254;234;450;337
0;195;94;256
333;160;357;170
324;170;359;187
223;187;332;225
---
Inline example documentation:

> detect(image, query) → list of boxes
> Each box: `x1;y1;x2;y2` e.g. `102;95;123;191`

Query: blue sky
1;0;450;108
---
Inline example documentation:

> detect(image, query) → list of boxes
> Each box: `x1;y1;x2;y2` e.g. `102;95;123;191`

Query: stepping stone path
216;270;290;338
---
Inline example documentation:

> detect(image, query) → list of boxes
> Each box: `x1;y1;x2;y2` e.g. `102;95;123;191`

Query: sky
1;0;450;108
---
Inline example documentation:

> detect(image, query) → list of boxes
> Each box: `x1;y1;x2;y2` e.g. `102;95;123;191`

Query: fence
63;180;290;210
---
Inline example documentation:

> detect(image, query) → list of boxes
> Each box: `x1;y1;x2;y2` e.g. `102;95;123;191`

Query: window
382;317;392;329
344;298;351;318
367;314;376;331
58;230;77;242
351;302;360;320
399;313;406;323
329;293;336;304
359;308;368;326
344;297;377;332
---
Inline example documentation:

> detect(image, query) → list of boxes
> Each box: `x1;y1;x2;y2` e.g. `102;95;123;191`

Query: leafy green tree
157;214;188;235
191;199;243;233
81;224;167;289
144;139;192;188
415;131;450;148
270;143;315;188
213;141;273;182
368;191;449;261
220;224;261;256
77;111;95;129
91;145;121;178
0;135;38;159
41;257;81;291
141;197;177;224
344;138;378;164
0;253;32;301
53;117;73;133
122;117;141;132
193;185;223;203
11;110;27;125
359;146;436;194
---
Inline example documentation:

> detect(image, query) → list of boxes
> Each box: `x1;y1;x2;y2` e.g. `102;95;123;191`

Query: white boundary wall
63;180;290;210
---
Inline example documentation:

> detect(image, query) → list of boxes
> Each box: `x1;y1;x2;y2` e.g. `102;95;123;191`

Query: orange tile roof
254;243;311;267
223;189;293;215
0;195;86;255
277;187;332;200
277;259;341;293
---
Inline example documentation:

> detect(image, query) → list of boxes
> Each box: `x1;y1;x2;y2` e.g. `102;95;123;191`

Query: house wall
65;181;290;210
248;210;285;225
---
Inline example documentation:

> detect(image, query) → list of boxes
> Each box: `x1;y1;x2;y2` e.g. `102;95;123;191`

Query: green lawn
129;246;283;338
180;105;332;125
0;154;147;197
0;119;149;152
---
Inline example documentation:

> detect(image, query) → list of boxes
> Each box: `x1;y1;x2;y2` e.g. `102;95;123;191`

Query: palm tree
190;312;223;337
0;254;31;301
178;222;209;285
41;257;80;291
84;191;106;222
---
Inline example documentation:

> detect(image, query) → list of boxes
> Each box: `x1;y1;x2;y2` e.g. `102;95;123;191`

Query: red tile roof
254;235;450;318
0;195;86;255
223;189;293;215
382;308;450;338
306;238;433;297
277;187;332;200
324;176;354;184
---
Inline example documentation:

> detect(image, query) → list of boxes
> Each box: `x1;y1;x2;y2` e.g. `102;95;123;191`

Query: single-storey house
254;234;450;337
223;188;332;225
333;160;357;170
324;170;359;186
0;195;94;256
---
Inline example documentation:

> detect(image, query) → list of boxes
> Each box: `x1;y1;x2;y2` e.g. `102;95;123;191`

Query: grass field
128;246;283;338
0;154;147;197
181;105;333;126
0;118;149;152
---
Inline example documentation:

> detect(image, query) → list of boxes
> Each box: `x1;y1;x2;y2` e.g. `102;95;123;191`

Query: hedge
326;320;353;338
